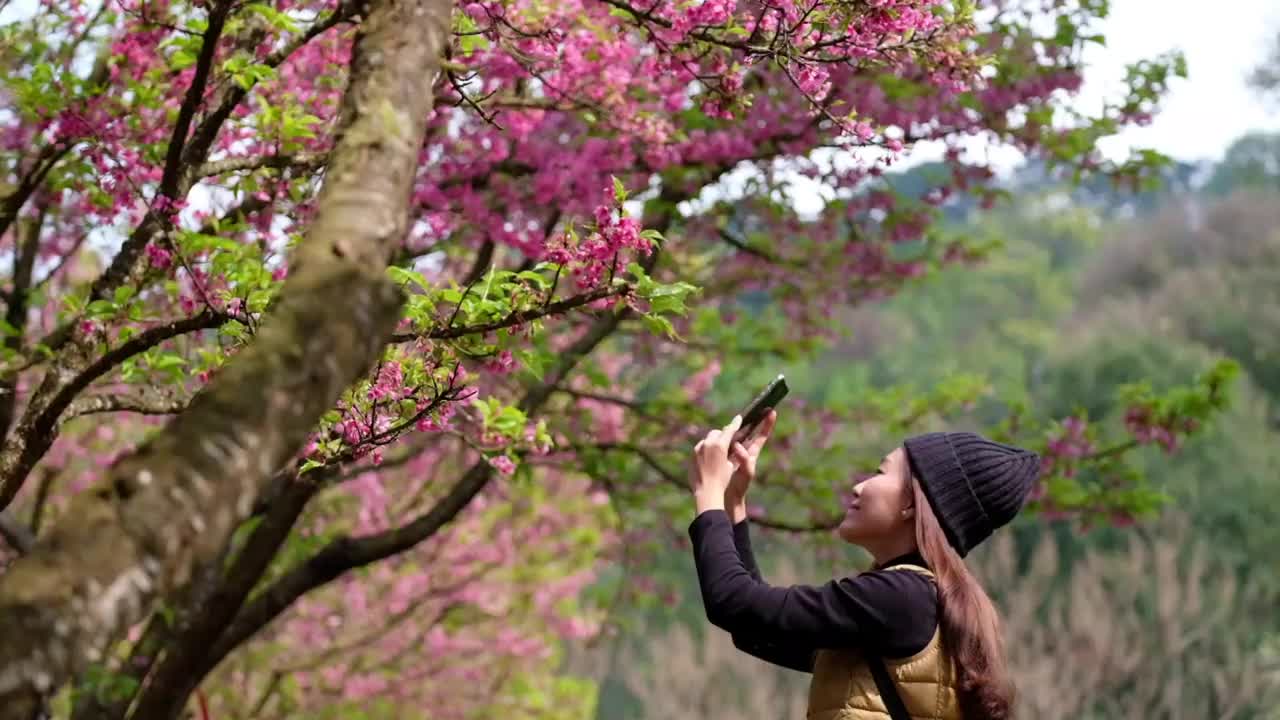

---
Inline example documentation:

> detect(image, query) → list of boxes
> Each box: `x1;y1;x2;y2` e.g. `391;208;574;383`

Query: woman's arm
731;632;816;673
727;519;816;673
731;518;764;582
689;509;936;652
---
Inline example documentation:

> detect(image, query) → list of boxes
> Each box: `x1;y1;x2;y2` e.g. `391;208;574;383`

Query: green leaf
517;348;547;378
281;110;321;141
649;294;687;316
150;354;186;370
641;314;679;340
516;270;550;289
459;31;490;54
388;265;431;290
86;299;116;318
299;459;325;475
171;49;197;70
246;3;301;33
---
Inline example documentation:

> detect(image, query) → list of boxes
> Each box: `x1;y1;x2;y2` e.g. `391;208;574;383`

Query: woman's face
837;447;914;545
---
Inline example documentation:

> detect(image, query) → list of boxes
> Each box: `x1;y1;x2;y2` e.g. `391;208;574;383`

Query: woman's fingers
721;414;742;440
696;415;744;458
747;410;777;454
730;442;751;470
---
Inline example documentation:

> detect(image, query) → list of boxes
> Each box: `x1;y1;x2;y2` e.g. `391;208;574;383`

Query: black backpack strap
867;654;912;720
868;563;931;720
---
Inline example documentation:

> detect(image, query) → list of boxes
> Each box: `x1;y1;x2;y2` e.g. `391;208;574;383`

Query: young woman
688;411;1039;720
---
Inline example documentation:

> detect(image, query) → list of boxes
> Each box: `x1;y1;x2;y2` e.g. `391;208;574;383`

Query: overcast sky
1074;0;1280;164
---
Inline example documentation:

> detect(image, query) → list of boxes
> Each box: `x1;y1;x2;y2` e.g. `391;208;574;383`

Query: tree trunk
0;0;453;715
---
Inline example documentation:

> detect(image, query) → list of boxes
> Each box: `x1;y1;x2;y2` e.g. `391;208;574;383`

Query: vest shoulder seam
880;563;934;578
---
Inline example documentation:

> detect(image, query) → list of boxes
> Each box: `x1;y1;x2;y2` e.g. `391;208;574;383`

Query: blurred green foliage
585;132;1280;719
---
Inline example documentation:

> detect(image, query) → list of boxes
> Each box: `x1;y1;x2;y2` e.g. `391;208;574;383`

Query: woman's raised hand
726;409;776;522
691;415;742;499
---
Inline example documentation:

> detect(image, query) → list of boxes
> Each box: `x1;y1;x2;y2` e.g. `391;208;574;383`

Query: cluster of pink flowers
144;242;173;270
487;454;516;475
482;349;516;375
531;182;657;289
413;397;459;433
1041;415;1094;479
367;362;406;402
666;0;734;34
1124;405;1195;453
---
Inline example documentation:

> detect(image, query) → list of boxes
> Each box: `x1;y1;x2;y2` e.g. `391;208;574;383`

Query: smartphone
733;374;788;444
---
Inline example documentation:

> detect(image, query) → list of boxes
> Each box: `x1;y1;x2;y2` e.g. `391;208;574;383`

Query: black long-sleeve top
688;509;939;673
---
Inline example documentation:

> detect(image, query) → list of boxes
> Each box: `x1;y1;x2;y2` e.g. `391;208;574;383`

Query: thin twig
396;284;627;343
196;151;328;179
62;393;188;421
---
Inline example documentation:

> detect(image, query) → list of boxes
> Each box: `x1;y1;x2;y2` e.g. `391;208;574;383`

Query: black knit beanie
902;432;1040;557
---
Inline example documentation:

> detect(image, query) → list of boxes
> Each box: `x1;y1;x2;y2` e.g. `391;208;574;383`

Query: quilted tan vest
805;565;961;720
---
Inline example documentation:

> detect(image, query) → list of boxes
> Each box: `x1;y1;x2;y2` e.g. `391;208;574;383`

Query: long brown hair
910;477;1014;719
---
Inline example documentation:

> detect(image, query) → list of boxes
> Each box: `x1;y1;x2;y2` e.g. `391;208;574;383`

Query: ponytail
911;478;1014;719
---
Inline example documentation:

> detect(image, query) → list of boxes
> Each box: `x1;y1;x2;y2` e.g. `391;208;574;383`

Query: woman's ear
901;504;915;521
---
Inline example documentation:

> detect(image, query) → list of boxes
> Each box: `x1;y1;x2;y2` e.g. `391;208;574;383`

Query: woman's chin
836;515;861;544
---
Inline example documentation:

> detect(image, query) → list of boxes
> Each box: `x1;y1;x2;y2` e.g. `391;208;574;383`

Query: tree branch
69;616;168;720
178;3;354;173
26;191;264;366
122;476;323;720
67;551;228;720
0;512;35;555
191;267;645;682
68;1;233;325
462;239;495;285
158;0;233;201
0;208;46;441
716;227;791;265
62;393;189;421
196;151;329;179
586;441;842;533
0;310;232;511
557;388;654;414
149;172;706;704
0;0;452;712
391;283;629;343
27;468;54;535
122;371;466;717
71;3;352;333
0;144;67;244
